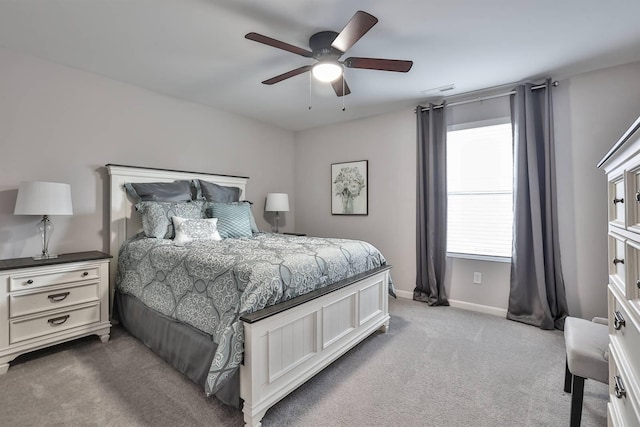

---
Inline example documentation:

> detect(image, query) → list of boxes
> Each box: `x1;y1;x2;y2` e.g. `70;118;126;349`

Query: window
447;120;513;259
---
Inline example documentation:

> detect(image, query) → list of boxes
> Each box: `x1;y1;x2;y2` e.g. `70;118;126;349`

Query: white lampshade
265;193;289;212
312;61;343;82
14;181;73;216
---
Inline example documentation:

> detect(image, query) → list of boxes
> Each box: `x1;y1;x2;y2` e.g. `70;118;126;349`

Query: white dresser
0;251;111;373
599;115;640;426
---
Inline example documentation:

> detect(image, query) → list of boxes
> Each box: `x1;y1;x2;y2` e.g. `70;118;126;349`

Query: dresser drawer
626;240;640;301
8;265;100;292
624;240;640;318
609;174;626;228
627;168;640;233
609;344;640;426
609;233;627;294
9;283;100;318
9;303;100;344
609;287;640;380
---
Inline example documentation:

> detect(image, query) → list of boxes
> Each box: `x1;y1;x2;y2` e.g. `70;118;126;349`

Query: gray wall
293;97;513;311
0;47;296;259
293;109;416;296
295;60;640;320
554;60;640;319
4;42;640;321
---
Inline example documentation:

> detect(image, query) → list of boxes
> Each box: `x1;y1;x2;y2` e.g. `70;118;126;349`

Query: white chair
563;316;609;427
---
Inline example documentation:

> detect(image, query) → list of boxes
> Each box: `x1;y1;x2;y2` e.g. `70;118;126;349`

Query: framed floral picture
331;160;368;215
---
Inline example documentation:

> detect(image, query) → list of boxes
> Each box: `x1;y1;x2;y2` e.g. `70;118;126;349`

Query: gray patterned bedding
115;233;393;396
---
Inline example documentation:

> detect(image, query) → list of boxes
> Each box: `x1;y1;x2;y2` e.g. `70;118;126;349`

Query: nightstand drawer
9;303;100;344
9;266;100;292
9;283;100;318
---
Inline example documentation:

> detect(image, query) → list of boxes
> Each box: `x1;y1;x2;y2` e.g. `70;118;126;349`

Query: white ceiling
2;0;640;131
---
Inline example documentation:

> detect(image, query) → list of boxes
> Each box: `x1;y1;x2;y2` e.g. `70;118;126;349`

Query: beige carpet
0;298;607;426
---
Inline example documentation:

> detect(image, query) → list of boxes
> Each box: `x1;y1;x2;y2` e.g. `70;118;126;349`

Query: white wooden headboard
106;164;248;316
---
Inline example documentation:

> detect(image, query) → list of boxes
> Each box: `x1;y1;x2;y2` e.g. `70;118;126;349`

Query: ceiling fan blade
245;32;313;58
331;11;378;53
262;65;313;85
331;76;351;97
344;57;413;72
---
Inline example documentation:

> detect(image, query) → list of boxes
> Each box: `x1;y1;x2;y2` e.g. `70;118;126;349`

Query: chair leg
570;375;585;427
564;359;572;393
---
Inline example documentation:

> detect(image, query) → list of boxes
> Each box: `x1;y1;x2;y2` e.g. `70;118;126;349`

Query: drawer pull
636;191;640;203
613;197;625;204
613;258;625;265
615;375;627;399
48;292;70;303
82;272;89;277
47;315;70;327
25;279;34;285
637;279;640;289
614;311;626;330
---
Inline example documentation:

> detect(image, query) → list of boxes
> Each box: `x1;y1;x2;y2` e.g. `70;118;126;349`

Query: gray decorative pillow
172;216;221;245
206;202;253;238
194;179;242;203
125;181;193;202
136;200;205;239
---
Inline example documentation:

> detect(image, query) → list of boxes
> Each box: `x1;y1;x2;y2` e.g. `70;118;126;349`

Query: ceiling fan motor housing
309;31;342;60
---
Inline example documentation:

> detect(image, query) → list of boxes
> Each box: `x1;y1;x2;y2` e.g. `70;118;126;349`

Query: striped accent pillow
206;203;253;238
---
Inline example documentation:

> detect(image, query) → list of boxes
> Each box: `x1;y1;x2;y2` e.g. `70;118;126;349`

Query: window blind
447;122;513;258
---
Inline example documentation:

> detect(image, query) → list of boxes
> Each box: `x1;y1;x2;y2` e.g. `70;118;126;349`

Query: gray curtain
507;79;568;330
414;103;449;306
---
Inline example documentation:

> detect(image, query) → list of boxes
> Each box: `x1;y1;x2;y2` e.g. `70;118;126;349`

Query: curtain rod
416;81;559;112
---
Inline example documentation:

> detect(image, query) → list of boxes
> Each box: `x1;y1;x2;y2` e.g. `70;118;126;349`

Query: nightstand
0;251;112;374
283;232;307;236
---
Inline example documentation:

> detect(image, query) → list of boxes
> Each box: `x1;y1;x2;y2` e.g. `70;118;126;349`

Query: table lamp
265;193;289;233
14;181;73;259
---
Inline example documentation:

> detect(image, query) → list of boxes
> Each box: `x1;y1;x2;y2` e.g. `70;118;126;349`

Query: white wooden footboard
240;266;391;427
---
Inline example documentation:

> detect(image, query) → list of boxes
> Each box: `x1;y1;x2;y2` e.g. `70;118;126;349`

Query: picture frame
331;160;368;215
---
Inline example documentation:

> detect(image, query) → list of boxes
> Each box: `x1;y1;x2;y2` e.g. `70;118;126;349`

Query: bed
106;164;392;426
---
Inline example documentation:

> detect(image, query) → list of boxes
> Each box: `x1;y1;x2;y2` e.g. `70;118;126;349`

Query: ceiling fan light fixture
246;11;413;96
312;61;343;82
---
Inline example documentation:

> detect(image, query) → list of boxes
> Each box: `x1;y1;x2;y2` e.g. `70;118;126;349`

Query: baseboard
394;290;507;318
394;289;413;299
448;299;507;317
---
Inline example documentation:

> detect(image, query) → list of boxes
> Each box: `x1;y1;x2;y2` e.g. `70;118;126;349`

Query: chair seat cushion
564;317;609;384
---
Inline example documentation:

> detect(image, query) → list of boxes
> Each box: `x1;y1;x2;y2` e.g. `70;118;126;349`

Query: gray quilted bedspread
115;233;393;396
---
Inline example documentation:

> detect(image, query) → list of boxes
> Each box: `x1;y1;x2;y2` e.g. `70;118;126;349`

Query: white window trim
448;116;511;132
447;252;511;263
446;117;513;261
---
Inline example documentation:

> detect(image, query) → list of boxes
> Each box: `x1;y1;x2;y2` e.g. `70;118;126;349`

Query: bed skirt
114;291;240;407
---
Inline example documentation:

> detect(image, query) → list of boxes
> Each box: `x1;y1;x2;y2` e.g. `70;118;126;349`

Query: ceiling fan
245;10;413;97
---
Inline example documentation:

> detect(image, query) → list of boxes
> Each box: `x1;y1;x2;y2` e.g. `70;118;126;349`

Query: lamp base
36;215;55;261
33;254;58;260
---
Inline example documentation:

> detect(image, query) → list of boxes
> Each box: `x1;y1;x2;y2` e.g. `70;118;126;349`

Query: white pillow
172;216;221;245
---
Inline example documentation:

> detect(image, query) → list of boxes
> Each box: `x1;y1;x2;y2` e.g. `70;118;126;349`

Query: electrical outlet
473;272;482;284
